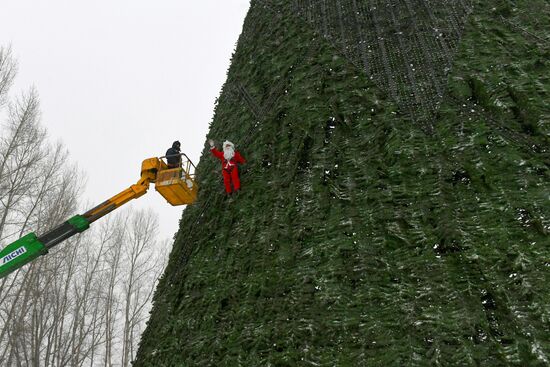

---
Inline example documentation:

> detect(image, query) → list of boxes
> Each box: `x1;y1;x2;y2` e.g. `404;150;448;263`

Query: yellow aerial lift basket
154;153;198;206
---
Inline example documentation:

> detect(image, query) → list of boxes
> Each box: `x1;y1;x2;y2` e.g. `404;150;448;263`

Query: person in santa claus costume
209;139;246;194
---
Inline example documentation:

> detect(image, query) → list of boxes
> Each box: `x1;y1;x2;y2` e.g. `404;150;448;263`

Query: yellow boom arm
82;157;160;224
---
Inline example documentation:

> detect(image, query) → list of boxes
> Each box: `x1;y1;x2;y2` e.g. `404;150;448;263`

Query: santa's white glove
208;139;215;148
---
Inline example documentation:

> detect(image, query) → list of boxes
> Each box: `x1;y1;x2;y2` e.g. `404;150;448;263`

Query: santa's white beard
224;147;235;160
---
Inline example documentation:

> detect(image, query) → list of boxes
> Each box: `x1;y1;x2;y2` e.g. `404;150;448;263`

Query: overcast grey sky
0;0;250;239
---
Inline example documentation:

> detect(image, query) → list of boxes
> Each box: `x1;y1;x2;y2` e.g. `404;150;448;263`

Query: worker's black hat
172;140;181;149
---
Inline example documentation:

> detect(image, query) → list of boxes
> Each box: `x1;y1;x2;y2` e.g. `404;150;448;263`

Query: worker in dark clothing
166;141;182;168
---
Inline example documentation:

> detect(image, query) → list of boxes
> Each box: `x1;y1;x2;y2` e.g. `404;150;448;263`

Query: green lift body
0;233;45;278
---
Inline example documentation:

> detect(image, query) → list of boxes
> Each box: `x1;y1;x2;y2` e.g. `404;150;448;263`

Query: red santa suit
210;141;246;193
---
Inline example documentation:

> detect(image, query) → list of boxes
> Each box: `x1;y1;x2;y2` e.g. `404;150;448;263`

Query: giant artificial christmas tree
135;1;549;365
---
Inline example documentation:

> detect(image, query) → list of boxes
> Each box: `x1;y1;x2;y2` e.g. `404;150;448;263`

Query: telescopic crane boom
0;155;197;279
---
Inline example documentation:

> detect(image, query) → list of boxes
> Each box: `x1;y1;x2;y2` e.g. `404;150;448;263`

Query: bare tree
0;133;81;366
120;209;166;367
101;215;126;367
0;89;46;237
0;46;17;108
0;88;50;366
95;209;167;367
0;47;168;367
